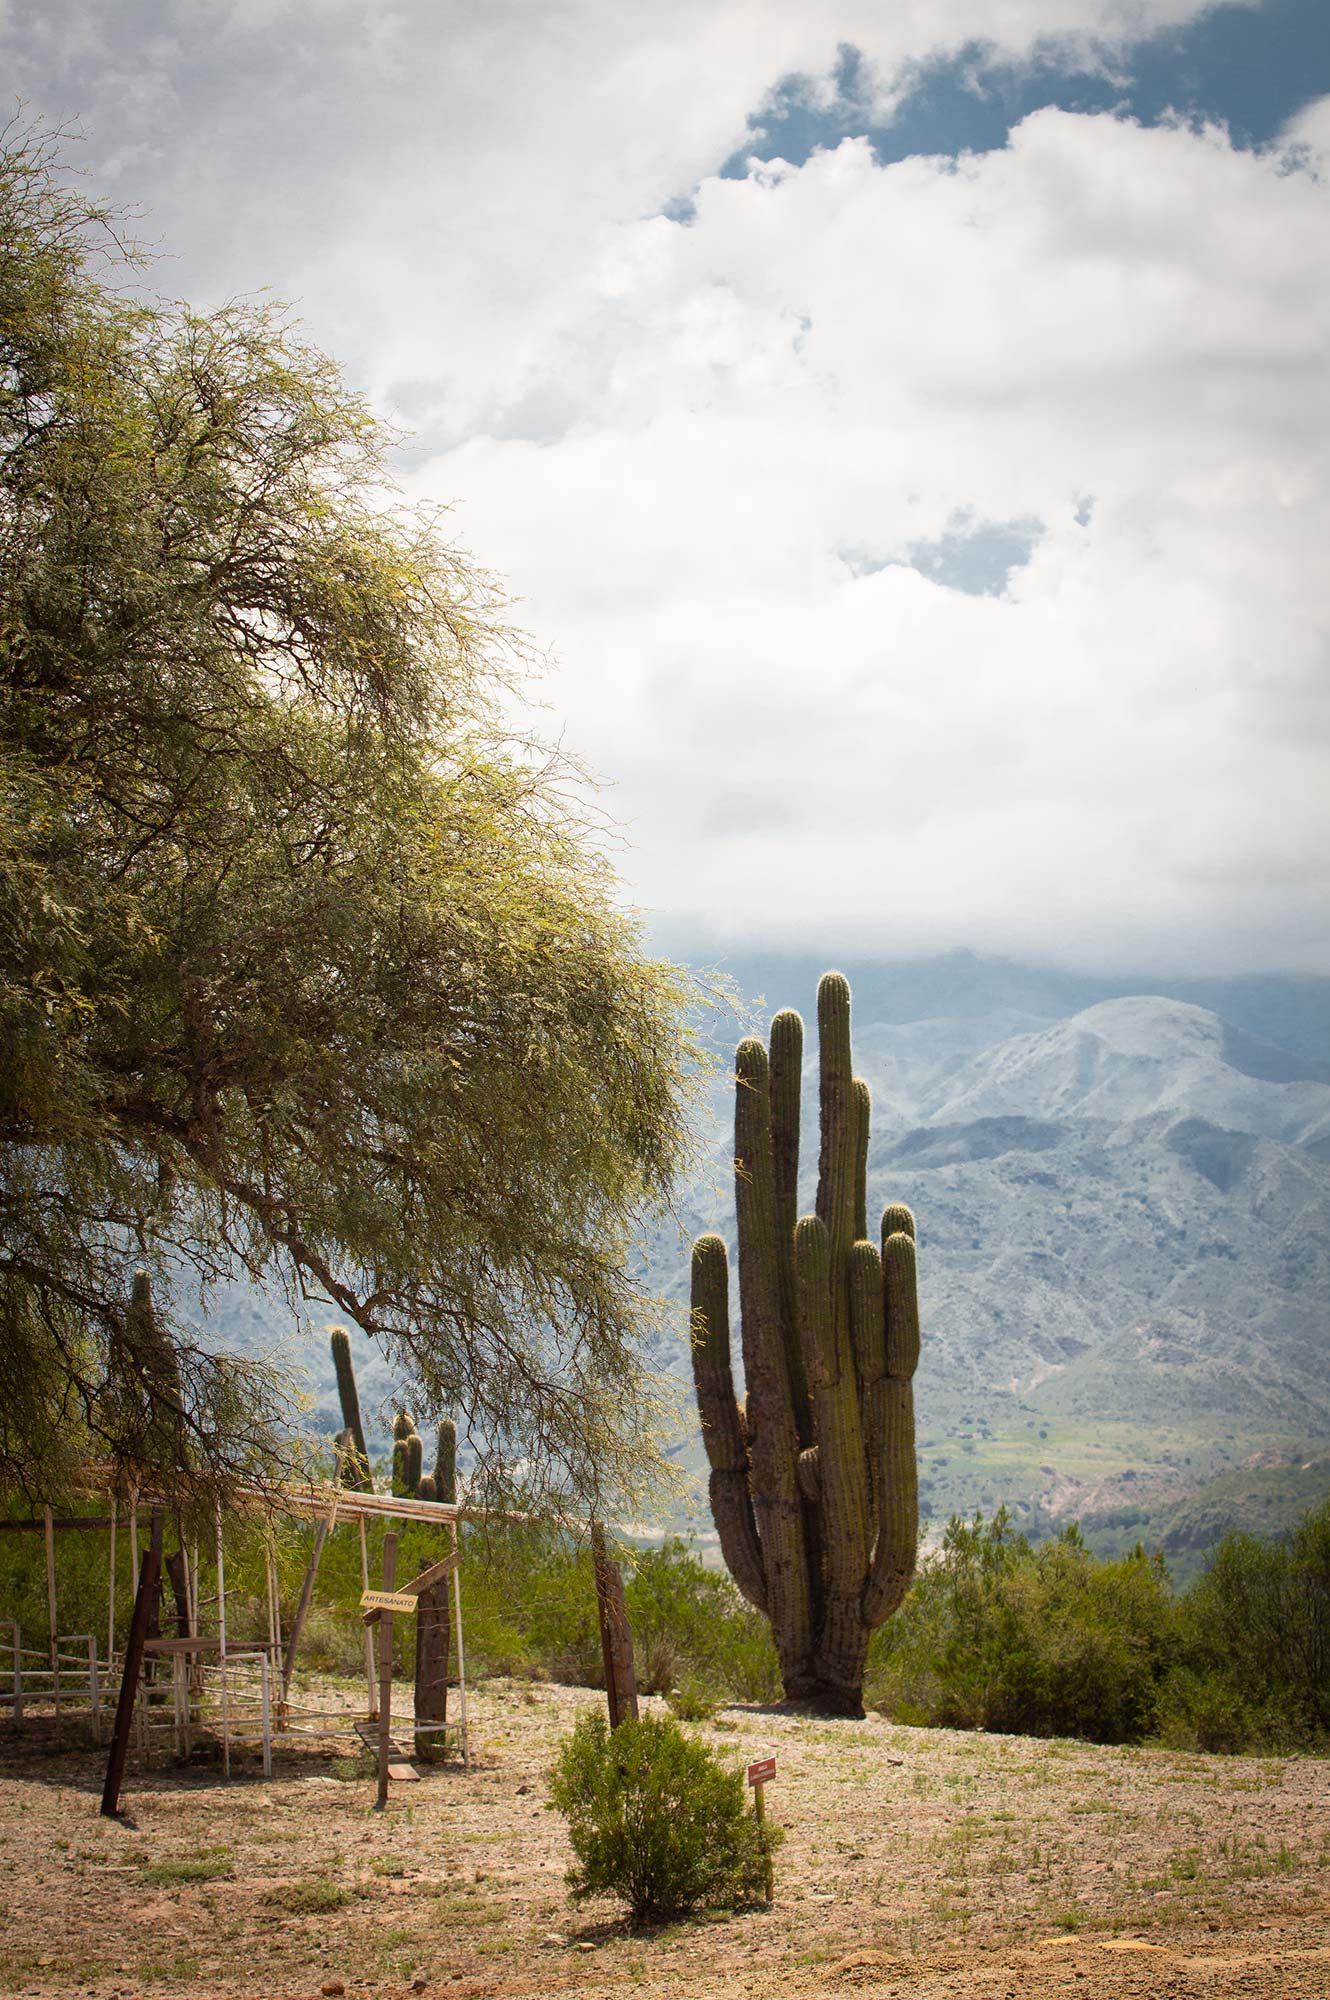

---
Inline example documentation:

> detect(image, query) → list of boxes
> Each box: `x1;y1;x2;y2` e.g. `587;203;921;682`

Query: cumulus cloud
411;109;1330;974
4;0;1323;973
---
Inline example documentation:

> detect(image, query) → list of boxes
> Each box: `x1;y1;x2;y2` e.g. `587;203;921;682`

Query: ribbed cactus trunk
689;972;921;1716
329;1326;371;1490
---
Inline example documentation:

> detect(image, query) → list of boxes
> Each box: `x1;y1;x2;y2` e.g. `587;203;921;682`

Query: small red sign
747;1756;776;1787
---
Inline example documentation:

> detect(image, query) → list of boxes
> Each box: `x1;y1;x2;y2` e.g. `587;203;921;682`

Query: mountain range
193;952;1330;1571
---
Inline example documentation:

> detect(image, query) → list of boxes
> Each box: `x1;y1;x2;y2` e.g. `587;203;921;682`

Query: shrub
665;1672;721;1722
548;1713;775;1921
866;1511;1181;1742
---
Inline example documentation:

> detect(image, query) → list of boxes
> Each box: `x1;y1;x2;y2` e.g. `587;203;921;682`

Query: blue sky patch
843;513;1044;597
719;0;1329;181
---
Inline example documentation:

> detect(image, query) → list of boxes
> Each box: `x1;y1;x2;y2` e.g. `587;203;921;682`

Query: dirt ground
2;1679;1327;2000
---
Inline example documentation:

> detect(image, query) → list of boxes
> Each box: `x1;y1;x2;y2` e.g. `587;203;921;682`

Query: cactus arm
863;1225;921;1627
734;1040;815;1691
404;1431;423;1496
391;1439;409;1495
852;1078;871;1243
814;975;857;1269
768;1008;811;1445
434;1418;458;1504
689;1233;768;1614
794;1214;872;1712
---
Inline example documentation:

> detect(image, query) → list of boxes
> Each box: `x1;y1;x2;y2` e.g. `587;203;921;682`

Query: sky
5;0;1330;976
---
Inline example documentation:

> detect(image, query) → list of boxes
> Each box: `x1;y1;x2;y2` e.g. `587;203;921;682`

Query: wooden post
376;1532;397;1810
101;1510;164;1817
747;1757;776;1904
43;1506;59;1737
590;1520;638;1730
753;1784;773;1904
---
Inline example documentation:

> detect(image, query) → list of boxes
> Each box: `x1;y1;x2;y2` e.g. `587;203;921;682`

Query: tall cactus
689;972;921;1715
329;1326;371;1490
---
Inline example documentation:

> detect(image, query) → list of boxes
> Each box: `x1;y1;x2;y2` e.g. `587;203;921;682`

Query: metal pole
107;1511;117;1671
259;1652;273;1780
43;1506;59;1738
358;1514;377;1719
375;1533;397;1811
89;1636;102;1745
215;1503;230;1781
450;1526;469;1772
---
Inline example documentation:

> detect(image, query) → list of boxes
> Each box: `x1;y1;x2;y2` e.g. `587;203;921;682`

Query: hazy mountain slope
188;959;1330;1551
661;982;1330;1546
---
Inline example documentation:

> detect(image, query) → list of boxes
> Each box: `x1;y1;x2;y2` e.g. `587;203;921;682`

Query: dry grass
1;1678;1327;1999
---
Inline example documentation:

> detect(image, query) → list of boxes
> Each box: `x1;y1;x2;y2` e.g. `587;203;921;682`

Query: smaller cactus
404;1431;423;1495
329;1327;370;1489
418;1473;437;1501
392;1438;410;1496
434;1418;457;1504
393;1410;416;1442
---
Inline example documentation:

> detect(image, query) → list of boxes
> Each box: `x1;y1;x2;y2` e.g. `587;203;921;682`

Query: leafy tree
0;125;700;1511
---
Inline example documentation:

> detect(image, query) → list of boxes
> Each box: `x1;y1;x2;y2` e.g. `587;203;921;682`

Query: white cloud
409;106;1330;974
5;0;1322;973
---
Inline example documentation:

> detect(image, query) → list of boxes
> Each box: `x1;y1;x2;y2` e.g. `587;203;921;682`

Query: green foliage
624;1539;780;1703
867;1510;1180;1742
0;124;704;1511
1168;1496;1330;1749
867;1500;1330;1752
549;1713;775;1921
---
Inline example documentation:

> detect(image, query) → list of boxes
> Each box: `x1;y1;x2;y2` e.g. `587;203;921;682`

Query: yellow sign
359;1589;417;1615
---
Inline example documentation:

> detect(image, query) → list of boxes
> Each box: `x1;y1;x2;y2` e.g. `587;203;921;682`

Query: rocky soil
2;1678;1327;2000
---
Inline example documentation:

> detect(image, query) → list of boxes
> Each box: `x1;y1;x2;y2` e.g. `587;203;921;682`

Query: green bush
665;1671;721;1722
548;1713;775;1921
866;1511;1181;1743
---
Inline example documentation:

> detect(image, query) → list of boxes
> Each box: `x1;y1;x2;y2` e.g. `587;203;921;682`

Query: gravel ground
2;1678;1327;2000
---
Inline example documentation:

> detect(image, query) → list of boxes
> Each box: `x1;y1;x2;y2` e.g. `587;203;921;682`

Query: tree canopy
0;126;701;1513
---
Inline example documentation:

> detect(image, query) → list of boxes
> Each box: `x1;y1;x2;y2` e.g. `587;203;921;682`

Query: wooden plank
360;1588;417;1618
388;1761;419;1782
399;1549;460;1596
0;1516;115;1533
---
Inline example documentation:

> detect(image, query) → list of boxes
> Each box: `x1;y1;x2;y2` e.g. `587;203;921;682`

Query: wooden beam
0;1516;116;1533
101;1510;164;1818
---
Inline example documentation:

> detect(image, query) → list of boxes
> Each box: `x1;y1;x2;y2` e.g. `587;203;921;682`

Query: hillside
188;957;1330;1557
